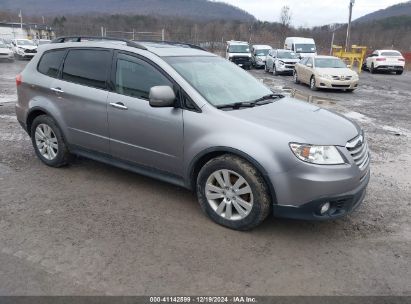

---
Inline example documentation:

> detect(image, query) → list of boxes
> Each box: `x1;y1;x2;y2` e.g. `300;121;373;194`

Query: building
0;22;55;40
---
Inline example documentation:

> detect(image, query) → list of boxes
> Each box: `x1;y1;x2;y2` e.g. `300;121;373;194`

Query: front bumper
272;167;370;220
316;76;358;90
0;53;14;60
277;64;295;73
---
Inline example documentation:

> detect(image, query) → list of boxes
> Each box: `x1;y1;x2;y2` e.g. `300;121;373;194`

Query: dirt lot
0;60;410;296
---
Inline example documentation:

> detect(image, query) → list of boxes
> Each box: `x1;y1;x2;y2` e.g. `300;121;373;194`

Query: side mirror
149;86;176;108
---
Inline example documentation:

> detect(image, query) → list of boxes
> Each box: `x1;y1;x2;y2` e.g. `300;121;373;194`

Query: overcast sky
219;0;406;27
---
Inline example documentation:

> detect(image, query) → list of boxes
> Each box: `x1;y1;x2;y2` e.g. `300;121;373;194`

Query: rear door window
62;49;111;89
38;49;66;78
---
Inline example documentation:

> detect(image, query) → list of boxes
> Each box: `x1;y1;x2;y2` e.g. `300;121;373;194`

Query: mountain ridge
0;0;255;22
356;1;411;23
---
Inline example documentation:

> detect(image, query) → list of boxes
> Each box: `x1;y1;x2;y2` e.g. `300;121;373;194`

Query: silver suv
15;37;370;230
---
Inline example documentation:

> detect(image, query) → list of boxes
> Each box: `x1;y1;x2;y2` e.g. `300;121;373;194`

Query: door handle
110;102;128;110
50;87;64;93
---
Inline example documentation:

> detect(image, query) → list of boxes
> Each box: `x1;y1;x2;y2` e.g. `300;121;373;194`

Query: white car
11;39;38;60
364;50;405;75
251;45;272;68
265;49;300;75
0;40;14;61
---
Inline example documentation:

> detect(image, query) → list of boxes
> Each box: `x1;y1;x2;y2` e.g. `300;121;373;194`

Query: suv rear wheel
31;115;71;167
197;155;271;230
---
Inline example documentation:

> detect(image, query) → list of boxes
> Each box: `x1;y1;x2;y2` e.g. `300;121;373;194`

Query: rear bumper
272;168;370;220
375;65;404;71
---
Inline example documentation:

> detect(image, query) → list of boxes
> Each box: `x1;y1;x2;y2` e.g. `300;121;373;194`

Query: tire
396;70;403;75
370;63;376;74
346;89;354;93
293;71;300;84
197;154;271;231
310;76;318;91
273;65;279;76
30;115;71;167
264;63;269;73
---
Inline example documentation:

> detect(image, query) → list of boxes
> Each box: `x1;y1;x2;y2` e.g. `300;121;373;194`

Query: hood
226;97;360;146
278;59;299;64
315;68;357;77
229;53;251;58
17;45;37;50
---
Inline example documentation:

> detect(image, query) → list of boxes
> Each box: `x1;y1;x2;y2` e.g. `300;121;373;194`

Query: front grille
285;65;295;69
24;49;37;53
232;56;250;64
346;134;369;170
332;75;352;80
332;84;350;88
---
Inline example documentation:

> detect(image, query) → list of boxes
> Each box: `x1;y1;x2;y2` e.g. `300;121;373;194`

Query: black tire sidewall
196;155;271;230
30;115;70;167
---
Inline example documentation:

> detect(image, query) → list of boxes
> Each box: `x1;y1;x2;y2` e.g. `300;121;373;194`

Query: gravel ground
0;60;410;295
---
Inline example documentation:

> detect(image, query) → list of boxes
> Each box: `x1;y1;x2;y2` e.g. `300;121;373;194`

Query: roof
227;40;248;45
313;55;339;59
285;37;315;42
252;45;272;49
41;40;215;57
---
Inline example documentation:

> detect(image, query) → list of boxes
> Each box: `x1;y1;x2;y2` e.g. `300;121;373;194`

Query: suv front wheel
197;155;271;230
31;115;71;167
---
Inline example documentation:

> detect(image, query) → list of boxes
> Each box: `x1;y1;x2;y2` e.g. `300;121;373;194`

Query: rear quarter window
62;49;112;90
37;49;67;78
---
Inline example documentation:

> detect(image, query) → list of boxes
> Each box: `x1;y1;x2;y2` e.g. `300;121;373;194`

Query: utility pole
345;0;355;51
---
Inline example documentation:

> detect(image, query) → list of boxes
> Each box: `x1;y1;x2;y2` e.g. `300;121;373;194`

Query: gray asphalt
0;60;410;295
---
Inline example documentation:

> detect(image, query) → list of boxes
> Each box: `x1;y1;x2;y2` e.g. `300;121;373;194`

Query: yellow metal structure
332;45;367;73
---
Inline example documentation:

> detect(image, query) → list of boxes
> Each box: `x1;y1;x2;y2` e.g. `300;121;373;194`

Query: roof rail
139;40;206;51
51;36;147;50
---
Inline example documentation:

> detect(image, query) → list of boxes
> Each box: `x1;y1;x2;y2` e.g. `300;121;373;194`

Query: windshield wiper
216;94;284;110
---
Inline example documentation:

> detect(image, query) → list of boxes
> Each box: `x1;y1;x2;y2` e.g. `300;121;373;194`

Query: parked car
284;37;317;58
15;38;370;230
11;39;37;59
226;40;252;69
294;56;359;92
265;49;299;75
0;40;14;61
251;45;272;68
363;50;405;75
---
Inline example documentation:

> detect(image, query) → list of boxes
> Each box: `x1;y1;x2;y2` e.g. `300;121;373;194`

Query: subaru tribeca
15;38;370;230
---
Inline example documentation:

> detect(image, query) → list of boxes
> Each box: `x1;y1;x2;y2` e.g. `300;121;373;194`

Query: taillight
376;57;386;61
16;74;22;86
398;58;405;62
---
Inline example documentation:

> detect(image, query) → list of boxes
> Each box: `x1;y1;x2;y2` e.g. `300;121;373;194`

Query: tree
279;6;292;42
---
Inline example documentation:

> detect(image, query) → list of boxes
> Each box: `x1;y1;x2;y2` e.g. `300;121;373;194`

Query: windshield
166;56;273;107
295;44;316;53
381;51;402;57
255;49;270;56
315;58;347;68
278;51;299;59
17;40;34;46
228;45;250;54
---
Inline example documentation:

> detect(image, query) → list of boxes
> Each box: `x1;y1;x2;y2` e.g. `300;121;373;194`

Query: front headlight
289;143;345;165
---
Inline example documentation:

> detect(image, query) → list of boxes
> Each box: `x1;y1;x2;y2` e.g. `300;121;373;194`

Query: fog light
320;202;330;214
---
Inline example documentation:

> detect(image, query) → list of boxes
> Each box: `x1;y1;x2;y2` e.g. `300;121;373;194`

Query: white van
226;41;252;69
284;37;317;58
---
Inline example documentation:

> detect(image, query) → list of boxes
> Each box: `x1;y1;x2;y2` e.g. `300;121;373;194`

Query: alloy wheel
205;169;254;221
34;123;59;160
